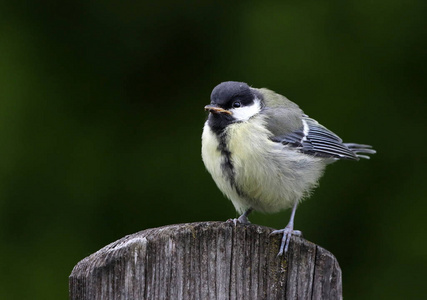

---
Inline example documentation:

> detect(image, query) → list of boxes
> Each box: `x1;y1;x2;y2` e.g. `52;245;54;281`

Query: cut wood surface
69;221;342;299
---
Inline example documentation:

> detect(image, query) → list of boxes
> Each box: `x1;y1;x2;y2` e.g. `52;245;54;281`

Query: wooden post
69;221;342;299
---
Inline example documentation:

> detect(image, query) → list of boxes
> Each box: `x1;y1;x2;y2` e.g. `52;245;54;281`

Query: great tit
201;81;376;255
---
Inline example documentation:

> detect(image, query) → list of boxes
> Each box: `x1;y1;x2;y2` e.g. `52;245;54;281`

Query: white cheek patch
230;98;262;121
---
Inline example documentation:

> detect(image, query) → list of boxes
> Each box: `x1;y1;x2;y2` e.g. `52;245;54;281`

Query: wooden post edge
69;221;342;299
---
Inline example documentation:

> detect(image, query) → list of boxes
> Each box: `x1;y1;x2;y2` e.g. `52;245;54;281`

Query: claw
270;227;302;256
226;214;251;226
269;201;302;256
226;218;239;226
237;213;251;224
227;208;253;226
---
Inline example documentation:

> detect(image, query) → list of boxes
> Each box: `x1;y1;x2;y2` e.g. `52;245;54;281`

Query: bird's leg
270;202;302;256
227;207;253;225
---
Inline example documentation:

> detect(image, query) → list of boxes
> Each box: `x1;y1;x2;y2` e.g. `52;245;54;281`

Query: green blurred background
1;1;426;299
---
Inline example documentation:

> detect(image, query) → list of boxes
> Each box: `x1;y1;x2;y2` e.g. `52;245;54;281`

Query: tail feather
344;143;376;159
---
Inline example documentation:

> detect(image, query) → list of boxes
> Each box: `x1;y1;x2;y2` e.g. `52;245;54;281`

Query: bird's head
205;82;263;132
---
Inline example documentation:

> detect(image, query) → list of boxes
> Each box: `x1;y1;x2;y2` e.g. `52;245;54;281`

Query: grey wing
271;115;376;160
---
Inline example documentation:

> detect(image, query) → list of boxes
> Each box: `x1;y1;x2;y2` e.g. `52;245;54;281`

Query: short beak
204;105;232;115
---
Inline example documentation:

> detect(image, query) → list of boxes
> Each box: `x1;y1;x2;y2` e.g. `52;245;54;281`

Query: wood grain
70;222;342;299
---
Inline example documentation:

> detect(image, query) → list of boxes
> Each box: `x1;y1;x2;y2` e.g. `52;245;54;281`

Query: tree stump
69;222;342;299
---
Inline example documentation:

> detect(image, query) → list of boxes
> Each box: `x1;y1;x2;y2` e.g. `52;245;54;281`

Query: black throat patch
207;113;234;136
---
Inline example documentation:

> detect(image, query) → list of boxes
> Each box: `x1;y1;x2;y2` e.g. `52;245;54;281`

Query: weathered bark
70;222;342;299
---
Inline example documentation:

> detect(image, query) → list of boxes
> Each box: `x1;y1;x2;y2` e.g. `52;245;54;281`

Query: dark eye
232;100;241;108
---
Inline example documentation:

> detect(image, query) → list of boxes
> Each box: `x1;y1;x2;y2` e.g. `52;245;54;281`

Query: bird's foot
270;226;302;256
227;214;251;226
227;208;253;226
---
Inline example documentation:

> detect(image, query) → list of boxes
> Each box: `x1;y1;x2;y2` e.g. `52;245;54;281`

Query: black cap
210;81;254;109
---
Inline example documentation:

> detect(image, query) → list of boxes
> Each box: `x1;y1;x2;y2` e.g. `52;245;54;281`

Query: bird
201;81;376;256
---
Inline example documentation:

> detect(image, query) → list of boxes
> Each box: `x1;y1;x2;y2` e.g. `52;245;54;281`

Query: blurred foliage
0;1;426;299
